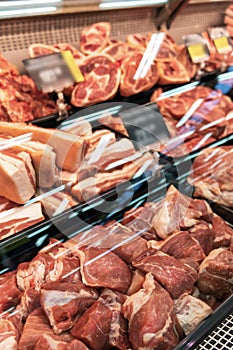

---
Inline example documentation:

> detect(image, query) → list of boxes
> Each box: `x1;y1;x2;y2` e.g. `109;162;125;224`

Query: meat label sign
119;103;170;151
23;51;84;93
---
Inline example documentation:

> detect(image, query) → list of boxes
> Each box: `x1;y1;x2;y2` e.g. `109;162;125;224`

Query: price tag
23;51;84;93
208;27;232;54
183;34;209;63
187;44;208;63
214;37;231;53
119;104;170;151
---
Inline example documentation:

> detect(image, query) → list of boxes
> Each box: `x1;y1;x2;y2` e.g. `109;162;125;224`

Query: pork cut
70;54;121;107
133;250;198;299
28;44;60;58
126;33;148;48
70;299;112;350
0;318;18;350
34;334;89;350
120;52;159;96
197;248;233;300
174;294;212;335
40;282;98;333
0;150;36;204
156;60;190;85
151;230;206;264
18;308;74;350
211;214;233;249
0;271;22;312
72;246;131;293
122;273;180;350
80;22;111;55
0;202;44;241
189;146;233;208
102;42;140;62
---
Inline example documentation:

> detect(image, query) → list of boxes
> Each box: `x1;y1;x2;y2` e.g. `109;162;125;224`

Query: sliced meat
122;273;180;350
0;202;44;241
102;42;139;62
73;246;131;293
71;54;121;107
80;22;111;55
126;33;147;48
120;52;159;96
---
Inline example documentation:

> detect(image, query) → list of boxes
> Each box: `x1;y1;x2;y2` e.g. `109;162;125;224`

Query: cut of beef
133;250;198;299
0;54;18;75
80;22;111;55
197;248;233;300
0;271;22;312
0;318;18;350
18;308;73;350
34;334;89;350
122;273;180;350
174;294;212;335
152;185;192;239
100;288;130;350
40;283;98;333
189;146;233;208
153;230;206;263
71;299;112;350
73;246;131;293
189;221;214;255
71;54;121;107
120;52;159;96
211;214;233;248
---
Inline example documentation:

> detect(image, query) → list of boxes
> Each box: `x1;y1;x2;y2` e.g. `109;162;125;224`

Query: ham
71;54;121;107
80;22;111;55
120;52;159;96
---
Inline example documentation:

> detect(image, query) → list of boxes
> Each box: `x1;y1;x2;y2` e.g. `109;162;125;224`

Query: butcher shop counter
0;182;233;349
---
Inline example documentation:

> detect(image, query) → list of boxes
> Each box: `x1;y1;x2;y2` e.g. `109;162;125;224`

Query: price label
23;51;84;93
187;43;208;63
208;27;232;54
183;34;209;64
119;104;170;151
214;36;232;54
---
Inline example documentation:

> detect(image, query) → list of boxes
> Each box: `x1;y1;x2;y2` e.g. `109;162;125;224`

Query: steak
80;22;111;55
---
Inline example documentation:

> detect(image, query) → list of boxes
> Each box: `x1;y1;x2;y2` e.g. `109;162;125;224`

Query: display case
0;1;232;349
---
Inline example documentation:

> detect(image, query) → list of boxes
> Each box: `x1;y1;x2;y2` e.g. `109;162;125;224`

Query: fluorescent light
100;0;167;9
0;6;57;17
0;0;61;6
